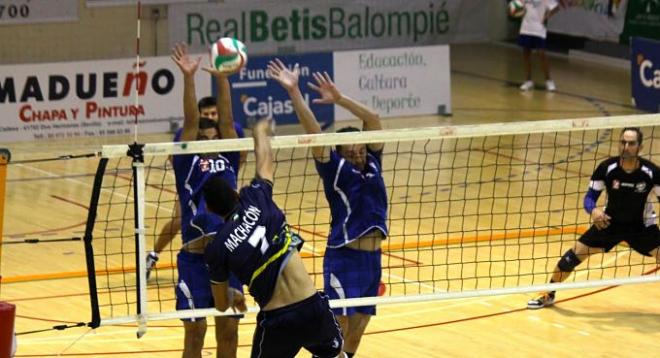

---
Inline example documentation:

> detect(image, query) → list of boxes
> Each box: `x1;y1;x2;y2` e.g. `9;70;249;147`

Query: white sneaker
527;291;556;309
545;80;556;92
519;80;534;91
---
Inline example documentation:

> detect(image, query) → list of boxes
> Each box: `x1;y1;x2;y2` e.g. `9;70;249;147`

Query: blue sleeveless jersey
205;178;299;307
315;148;388;248
172;125;243;244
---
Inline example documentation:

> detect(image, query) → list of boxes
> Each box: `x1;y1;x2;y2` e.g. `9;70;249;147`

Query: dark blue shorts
518;34;546;49
251;292;343;358
323;247;381;316
175;250;243;321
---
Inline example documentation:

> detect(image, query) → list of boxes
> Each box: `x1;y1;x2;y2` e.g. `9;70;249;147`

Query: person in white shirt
517;0;559;92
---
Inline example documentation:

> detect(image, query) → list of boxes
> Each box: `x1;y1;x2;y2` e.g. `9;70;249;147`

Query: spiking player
269;59;387;358
203;118;346;358
167;42;244;358
528;127;660;309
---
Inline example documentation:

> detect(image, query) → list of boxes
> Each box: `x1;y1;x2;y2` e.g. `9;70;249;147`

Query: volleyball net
83;113;660;333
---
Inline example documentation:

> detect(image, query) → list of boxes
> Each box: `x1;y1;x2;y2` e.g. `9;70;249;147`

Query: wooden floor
3;43;660;357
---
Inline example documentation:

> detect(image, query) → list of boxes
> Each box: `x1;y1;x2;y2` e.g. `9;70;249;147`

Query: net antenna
84;113;660;327
133;0;142;143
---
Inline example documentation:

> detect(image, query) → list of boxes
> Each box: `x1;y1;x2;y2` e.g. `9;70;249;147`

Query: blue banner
631;37;660;113
214;52;334;129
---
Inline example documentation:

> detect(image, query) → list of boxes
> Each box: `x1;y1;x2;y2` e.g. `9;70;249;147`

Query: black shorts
578;223;660;256
251;292;343;358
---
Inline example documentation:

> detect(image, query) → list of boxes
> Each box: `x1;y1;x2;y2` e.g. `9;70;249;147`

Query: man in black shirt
203;118;346;358
528;127;660;309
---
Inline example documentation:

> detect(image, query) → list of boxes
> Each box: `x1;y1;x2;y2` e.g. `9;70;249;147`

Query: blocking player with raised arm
203;118;346;358
145;95;246;280
168;42;244;358
268;59;387;357
528;127;660;309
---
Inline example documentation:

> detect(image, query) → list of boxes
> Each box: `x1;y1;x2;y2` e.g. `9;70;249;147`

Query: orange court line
382;225;588;251
2;226;587;284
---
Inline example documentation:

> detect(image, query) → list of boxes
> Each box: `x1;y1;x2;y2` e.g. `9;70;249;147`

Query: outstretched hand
170;43;201;76
267;58;300;91
202;53;243;77
308;71;342;104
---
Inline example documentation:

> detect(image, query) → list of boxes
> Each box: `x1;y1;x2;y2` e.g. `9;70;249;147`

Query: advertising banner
631;37;660;113
224;52;334;128
0;56;211;142
620;0;660;43
333;45;450;120
0;0;78;25
547;0;628;42
168;0;490;55
1;44;450;142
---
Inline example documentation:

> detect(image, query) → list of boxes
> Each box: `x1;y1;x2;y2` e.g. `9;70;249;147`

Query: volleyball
210;37;248;73
508;0;526;18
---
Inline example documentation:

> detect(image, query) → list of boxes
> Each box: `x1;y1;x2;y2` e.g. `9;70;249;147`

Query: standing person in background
268;59;387;358
518;0;559;92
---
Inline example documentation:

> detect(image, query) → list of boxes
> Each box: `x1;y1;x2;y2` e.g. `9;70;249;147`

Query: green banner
620;0;660;43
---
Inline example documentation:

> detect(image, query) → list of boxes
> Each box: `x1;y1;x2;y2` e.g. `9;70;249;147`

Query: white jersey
519;0;559;39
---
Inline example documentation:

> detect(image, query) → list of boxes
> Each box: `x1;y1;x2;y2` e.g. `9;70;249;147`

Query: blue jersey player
203;118;346;358
146;95;245;280
269;59;386;358
168;42;244;358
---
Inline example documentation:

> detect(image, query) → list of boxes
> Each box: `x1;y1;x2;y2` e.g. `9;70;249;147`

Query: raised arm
309;71;383;152
202;65;238;140
171;43;202;141
268;59;329;161
253;118;275;183
216;74;238;140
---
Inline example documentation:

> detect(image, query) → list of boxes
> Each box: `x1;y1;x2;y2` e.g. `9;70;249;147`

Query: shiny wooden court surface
2;43;660;357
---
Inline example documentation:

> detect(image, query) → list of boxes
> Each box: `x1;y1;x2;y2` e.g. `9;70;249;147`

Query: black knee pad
557;249;581;272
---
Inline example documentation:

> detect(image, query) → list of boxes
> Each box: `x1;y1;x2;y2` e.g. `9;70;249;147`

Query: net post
0;149;13;357
0;149;10;295
128;143;148;338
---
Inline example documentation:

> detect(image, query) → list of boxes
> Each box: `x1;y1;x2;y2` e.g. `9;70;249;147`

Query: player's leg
214;316;239;358
550;240;602;283
249;311;302;358
626;224;660;262
305;292;344;358
176;251;215;356
214;274;243;358
538;49;555;91
342;313;370;356
527;225;611;309
520;47;533;91
183;319;207;358
329;248;379;356
517;34;533;90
